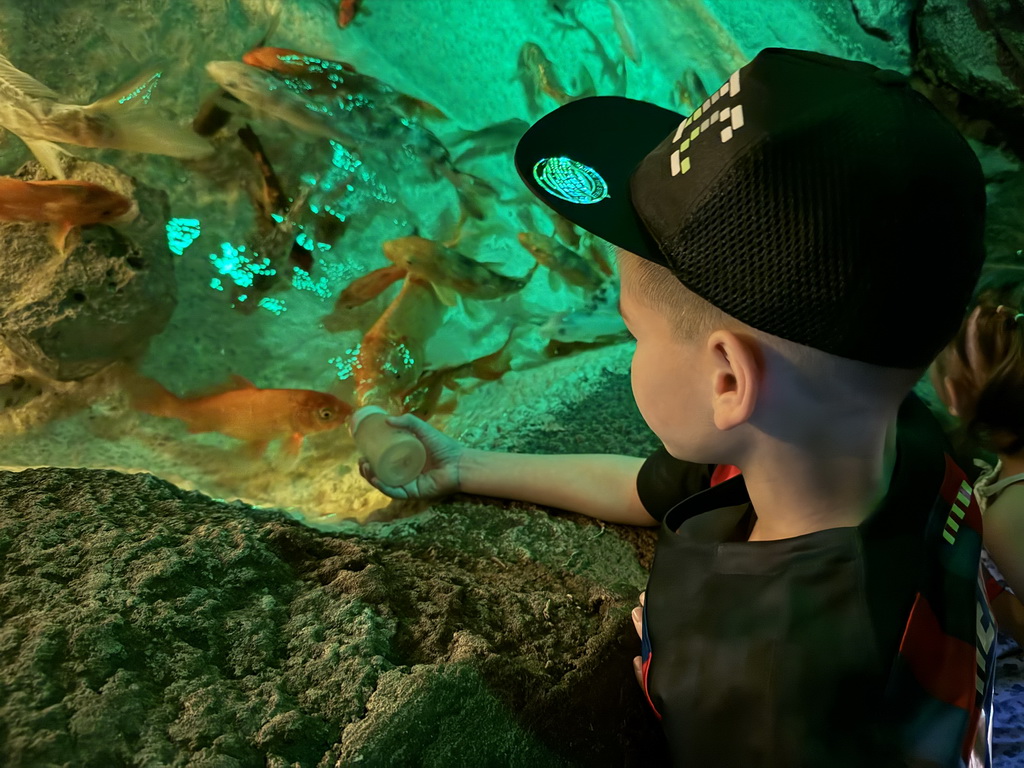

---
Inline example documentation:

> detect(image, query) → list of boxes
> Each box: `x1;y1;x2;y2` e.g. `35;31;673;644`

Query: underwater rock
0;466;667;767
914;0;1024;157
0;157;174;381
0;373;43;411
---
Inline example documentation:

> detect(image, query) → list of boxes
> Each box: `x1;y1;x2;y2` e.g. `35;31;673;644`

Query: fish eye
318;407;337;421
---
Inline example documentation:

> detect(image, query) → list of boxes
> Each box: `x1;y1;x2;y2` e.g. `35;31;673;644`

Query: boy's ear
706;330;760;431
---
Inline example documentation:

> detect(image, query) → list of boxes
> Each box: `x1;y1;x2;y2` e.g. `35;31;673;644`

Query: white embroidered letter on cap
729;70;741;96
731;104;744;130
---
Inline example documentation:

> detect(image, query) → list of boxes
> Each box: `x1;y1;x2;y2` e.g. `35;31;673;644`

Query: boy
360;48;996;766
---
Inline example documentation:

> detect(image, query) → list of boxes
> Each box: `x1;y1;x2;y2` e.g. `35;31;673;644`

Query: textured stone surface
914;0;1024;155
0;464;667;767
0;157;175;381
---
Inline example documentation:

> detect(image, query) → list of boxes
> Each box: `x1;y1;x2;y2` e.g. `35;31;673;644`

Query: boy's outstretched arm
358;413;659;526
460;450;659;526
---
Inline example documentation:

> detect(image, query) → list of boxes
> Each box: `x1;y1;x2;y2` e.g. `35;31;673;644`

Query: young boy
359;48;996;766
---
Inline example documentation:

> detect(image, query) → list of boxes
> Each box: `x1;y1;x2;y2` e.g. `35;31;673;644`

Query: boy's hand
631;591;645;688
357;413;466;500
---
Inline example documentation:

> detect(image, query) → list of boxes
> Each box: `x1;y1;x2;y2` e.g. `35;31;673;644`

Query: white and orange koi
0;54;212;180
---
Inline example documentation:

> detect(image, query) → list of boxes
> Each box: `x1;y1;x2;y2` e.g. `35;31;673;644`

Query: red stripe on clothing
897;592;977;711
642;656;663;721
710;464;741;487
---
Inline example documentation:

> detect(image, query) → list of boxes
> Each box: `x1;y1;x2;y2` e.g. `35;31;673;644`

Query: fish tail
84;71;213;159
128;375;180;419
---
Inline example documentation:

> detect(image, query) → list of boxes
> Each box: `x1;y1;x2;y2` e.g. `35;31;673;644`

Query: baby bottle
350;405;426;487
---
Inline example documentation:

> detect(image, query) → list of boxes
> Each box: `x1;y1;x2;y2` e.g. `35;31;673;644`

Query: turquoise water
0;0;911;521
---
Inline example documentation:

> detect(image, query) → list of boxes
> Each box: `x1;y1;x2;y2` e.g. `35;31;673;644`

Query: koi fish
449;118;530;164
557;8;627;96
241;47;446;122
517;231;605;292
0;54;212;180
322;264;407;332
401;329;517;419
607;0;640;64
383;235;537;306
0;176;133;254
131;374;351;457
354;275;446;409
540;307;628;343
517;43;594;114
229;185;312;313
204;60;364;147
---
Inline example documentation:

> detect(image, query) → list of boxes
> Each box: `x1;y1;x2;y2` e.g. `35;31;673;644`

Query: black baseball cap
514;47;987;369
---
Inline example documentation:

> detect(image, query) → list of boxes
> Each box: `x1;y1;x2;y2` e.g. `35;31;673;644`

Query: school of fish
0;0;654;456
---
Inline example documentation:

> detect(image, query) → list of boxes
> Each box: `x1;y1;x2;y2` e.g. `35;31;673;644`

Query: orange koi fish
0;176;133;254
517;231;605;292
240;46;446;122
354;275;446;410
321;264;407;332
131;374;352;457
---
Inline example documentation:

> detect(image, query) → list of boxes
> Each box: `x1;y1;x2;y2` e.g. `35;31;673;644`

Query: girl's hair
930;280;1024;457
617;250;927;407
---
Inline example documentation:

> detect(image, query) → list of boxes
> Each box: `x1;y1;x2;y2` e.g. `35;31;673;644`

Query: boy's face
619;266;713;459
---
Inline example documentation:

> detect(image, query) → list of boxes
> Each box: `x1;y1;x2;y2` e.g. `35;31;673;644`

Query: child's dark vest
639;455;996;767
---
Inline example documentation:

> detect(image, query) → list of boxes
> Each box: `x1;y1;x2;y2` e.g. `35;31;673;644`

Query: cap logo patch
533;157;610;204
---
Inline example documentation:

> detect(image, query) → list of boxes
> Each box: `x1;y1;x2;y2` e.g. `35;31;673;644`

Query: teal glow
209;278;224;292
209;242;274;289
330;344;362;381
291;269;332;299
270;213;285;224
257;297;286;315
118;71;161;105
166;217;200;256
533;157;610;204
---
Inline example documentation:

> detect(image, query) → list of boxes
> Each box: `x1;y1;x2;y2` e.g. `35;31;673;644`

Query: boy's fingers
631;605;642;637
633;655;643;688
639;591;645;607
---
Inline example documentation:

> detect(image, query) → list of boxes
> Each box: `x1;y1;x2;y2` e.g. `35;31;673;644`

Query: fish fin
49;221;78;256
83;72;213;159
395;94;448;121
431;283;459;307
22;138;72;180
547;268;560;292
574;64;596;100
282;432;303;456
0;54;60;101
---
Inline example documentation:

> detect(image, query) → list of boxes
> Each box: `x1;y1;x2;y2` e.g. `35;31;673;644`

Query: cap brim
514;96;683;262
